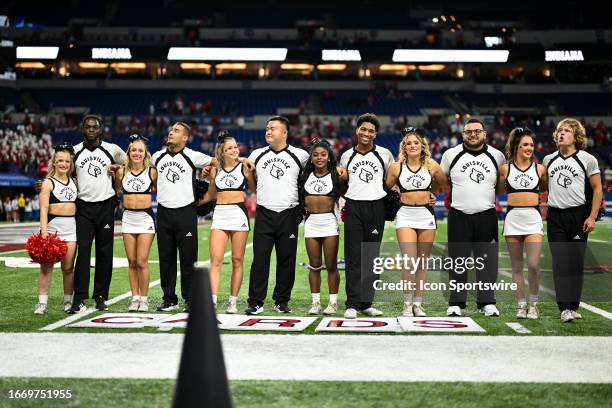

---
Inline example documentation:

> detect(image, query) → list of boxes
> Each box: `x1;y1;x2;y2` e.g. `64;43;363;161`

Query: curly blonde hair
553;118;587;150
398;131;431;170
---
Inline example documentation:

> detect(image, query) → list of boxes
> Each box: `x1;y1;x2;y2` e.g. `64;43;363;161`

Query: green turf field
0;220;610;408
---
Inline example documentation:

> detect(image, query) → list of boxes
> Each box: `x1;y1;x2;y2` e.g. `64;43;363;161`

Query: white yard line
1;333;610;383
40;243;254;331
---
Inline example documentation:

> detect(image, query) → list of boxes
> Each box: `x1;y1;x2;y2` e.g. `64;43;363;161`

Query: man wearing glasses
69;115;125;313
440;119;505;317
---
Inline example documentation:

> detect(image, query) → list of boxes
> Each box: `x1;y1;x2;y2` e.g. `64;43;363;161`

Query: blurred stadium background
0;0;611;221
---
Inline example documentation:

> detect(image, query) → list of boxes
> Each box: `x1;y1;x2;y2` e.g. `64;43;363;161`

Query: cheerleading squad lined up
33;113;602;323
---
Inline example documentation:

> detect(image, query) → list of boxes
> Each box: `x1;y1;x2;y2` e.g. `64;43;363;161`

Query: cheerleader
207;132;256;313
300;140;341;315
543;118;602;323
385;127;447;317
115;135;157;312
498;128;547;319
35;144;78;314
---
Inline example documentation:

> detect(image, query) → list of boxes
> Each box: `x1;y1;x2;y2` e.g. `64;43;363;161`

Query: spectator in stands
11;195;18;222
32;195;40;221
3;198;10;221
17;193;25;222
24;197;32;221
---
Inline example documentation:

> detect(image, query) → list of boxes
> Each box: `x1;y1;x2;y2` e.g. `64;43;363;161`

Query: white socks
39;295;48;304
63;294;73;303
329;294;338;304
228;296;238;304
212;295;217;305
312;293;321;303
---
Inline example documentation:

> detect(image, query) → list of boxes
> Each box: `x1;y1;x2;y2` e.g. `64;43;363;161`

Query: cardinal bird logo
88;163;102;178
359;168;374;183
270;164;284;179
166;169;180;183
556;172;572;188
470;168;485;184
224;178;235;187
412;178;423;188
519;178;530;188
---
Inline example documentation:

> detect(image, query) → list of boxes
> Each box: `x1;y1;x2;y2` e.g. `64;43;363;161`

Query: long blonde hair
398;130;432;170
553;118;587;150
47;149;75;179
215;132;237;170
122;138;151;182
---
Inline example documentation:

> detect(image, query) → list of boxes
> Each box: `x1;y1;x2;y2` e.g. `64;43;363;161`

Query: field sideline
0;219;611;406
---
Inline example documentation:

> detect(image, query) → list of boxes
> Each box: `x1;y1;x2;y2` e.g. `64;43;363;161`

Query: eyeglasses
462;129;485;136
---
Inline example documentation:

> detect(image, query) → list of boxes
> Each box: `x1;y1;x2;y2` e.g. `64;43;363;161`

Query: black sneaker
68;302;87;314
94;296;108;311
157;300;180;312
274;303;291;313
245;304;264;315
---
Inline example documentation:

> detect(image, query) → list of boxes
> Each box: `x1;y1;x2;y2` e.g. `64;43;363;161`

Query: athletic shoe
572;310;582;319
402;303;414;317
183;301;190;313
63;301;72;313
34;303;48;315
560;309;574;323
526;304;539;320
138;300;149;312
412;304;427;317
68;302;87;314
94;296;108;311
308;301;322;315
446;306;463;316
226;300;238;314
344;308;357;319
156;300;179;312
128;298;140;312
274;303;292;313
361;307;383;317
516;304;528;319
323;303;338;315
245;304;264;315
479;304;500;317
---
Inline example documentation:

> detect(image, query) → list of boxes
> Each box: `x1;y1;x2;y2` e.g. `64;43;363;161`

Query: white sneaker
361;307;383;317
412;304;427;317
572;310;582;319
344;308;357;319
63;301;72;313
323;303;338;315
560;309;574;323
34;303;48;315
526;304;539;320
128;298;140;312
308;301;322;315
226;301;238;314
402;303;414;317
516;304;528;319
446;306;463;316
479;304;500;317
138;300;149;312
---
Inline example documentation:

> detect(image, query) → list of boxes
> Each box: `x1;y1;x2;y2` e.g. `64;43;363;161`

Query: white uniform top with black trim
73;141;124;202
49;177;77;204
543;150;600;209
215;163;247;192
248;145;309;212
505;162;540;194
441;144;506;214
122;167;154;195
398;163;433;193
339;146;394;201
151;147;213;208
303;172;335;197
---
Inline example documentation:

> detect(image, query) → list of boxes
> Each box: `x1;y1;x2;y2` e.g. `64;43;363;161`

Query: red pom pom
26;233;68;265
340;204;346;222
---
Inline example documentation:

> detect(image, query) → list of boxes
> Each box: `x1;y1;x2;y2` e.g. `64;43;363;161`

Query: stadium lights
167;47;287;61
418;64;446;71
180;63;212;70
317;64;347;71
280;64;313;70
110;62;146;70
545;50;584;62
392;49;509;63
215;63;247;70
91;47;132;60
321;49;361;61
379;64;416;71
16;46;59;60
15;62;46;69
78;62;109;69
